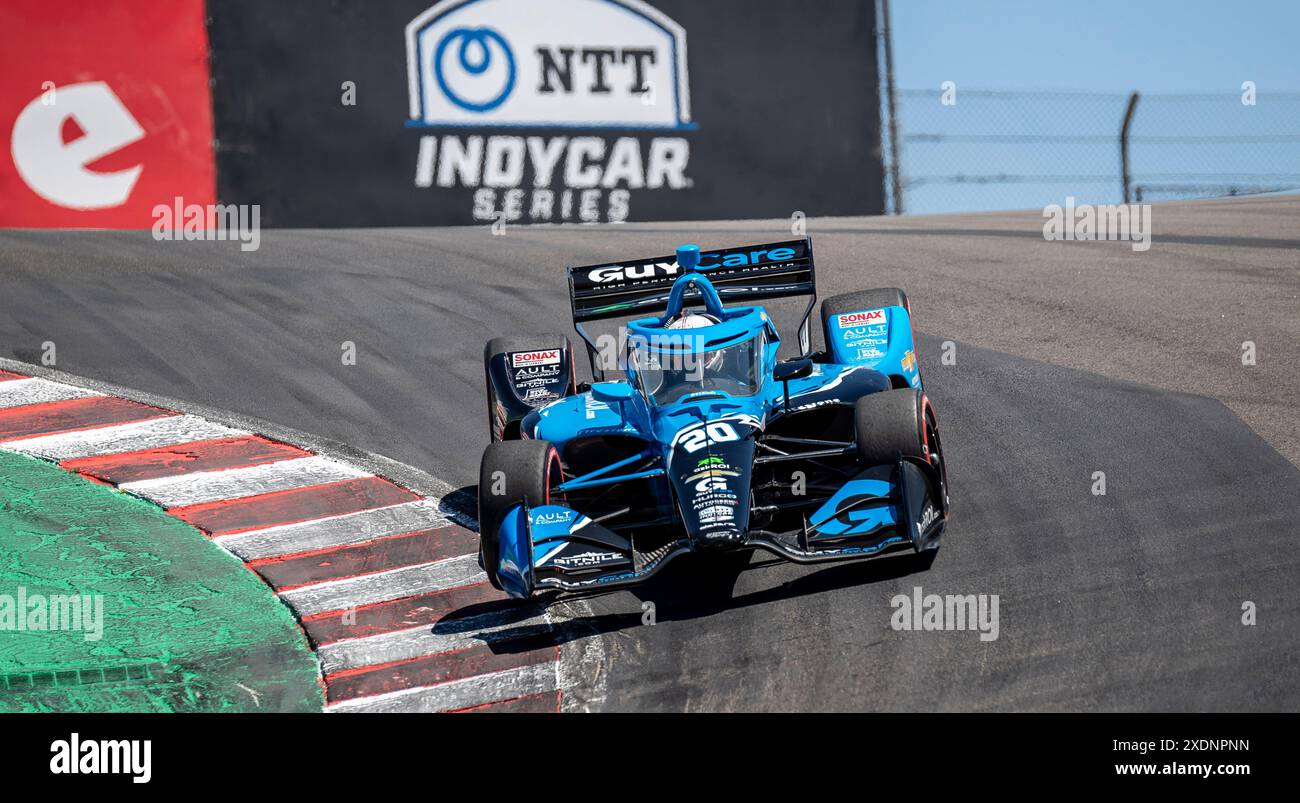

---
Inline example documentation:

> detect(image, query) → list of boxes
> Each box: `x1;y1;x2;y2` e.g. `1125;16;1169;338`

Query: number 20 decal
680;422;740;453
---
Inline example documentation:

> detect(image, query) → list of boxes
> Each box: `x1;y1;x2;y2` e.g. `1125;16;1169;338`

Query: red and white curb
0;369;570;713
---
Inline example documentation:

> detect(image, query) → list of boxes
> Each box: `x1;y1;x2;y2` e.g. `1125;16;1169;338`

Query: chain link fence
882;88;1300;214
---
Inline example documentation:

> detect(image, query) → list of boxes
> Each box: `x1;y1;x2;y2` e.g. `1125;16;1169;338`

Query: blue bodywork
491;242;945;599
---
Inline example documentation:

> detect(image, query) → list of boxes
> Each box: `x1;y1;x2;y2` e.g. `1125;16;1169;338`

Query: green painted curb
0;449;323;712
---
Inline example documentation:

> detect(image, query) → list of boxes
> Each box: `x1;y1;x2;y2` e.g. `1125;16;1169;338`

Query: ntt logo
406;0;693;129
434;27;516;113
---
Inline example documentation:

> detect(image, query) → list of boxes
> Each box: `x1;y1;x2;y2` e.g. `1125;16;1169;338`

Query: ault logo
405;0;692;129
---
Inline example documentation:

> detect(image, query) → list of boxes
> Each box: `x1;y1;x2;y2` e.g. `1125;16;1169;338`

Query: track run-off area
0;367;565;712
1;194;1297;711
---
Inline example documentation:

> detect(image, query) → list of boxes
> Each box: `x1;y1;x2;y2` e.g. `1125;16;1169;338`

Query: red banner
0;1;215;228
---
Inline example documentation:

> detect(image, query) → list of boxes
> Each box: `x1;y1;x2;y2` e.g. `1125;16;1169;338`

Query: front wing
495;456;947;599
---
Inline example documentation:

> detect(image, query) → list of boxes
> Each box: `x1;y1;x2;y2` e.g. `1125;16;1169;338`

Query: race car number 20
679;422;740;453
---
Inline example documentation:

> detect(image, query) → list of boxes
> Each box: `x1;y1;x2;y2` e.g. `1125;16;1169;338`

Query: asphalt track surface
2;195;1297;710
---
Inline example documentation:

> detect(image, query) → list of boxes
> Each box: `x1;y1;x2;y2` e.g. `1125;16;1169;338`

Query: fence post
880;0;904;214
1120;91;1140;203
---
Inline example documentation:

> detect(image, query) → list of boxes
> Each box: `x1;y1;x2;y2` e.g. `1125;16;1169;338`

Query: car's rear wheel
477;439;563;589
820;288;918;387
483;334;575;442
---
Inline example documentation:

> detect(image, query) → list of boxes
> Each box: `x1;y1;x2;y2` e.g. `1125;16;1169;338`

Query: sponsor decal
901;350;916;372
533;510;575;527
697;504;735;525
12;82;143;211
691;474;732;494
793;398;839;411
842;326;887;344
515;376;559;388
406;0;691;128
511;349;561;368
514;365;560;381
855;347;886;361
551;550;624;569
589;259;680;284
918;504;940;531
1;4;216;227
584;394;611;420
836;309;887;328
843;333;887;348
406;0;695;224
586;244;799;284
690;476;739;530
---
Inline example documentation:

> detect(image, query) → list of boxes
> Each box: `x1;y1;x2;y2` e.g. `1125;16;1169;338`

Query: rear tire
477;439;563;589
820;288;918;387
821;288;909;352
854;388;928;467
483;334;573;442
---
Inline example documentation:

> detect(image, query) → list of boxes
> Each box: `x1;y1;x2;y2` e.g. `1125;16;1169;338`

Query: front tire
477;439;563;589
854;388;929;467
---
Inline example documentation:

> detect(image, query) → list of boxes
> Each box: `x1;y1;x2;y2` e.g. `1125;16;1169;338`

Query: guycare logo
406;0;692;128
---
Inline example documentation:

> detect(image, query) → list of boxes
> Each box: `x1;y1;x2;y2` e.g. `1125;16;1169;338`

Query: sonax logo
837;309;887;328
511;350;561;367
405;0;692;129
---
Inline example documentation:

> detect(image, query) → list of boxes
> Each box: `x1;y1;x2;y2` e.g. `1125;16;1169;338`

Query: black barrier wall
207;0;884;226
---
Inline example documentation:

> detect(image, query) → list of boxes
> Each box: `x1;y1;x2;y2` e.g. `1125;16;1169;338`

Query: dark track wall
206;0;885;227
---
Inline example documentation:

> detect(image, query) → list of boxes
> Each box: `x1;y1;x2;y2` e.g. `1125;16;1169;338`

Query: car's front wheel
854;387;932;467
477;439;563;589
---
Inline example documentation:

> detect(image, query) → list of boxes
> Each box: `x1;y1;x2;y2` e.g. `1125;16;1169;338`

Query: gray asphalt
2;194;1297;710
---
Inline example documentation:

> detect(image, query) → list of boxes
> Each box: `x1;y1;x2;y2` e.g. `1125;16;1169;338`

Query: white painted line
325;662;558;713
215;499;449;561
318;606;547;673
280;553;484;618
119;455;370;508
0;378;101;409
0;415;247;461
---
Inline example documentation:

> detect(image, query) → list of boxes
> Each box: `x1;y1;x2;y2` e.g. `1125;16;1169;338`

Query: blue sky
883;0;1300;213
890;0;1300;93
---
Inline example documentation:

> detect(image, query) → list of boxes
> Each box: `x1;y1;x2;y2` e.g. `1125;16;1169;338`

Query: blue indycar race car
478;238;950;599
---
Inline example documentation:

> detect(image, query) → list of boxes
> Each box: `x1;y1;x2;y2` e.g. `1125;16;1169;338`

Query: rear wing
568;238;815;323
566;239;818;378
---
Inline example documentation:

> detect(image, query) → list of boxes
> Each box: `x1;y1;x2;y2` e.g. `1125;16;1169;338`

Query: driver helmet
665;313;722;372
665;312;719;330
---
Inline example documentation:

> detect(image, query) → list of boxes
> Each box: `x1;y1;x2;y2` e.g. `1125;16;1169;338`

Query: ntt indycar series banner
209;0;885;226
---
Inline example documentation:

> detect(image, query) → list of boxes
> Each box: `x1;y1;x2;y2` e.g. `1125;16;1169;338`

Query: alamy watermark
50;733;151;783
0;587;104;642
1043;197;1151;252
152;196;261;252
891;585;999;641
